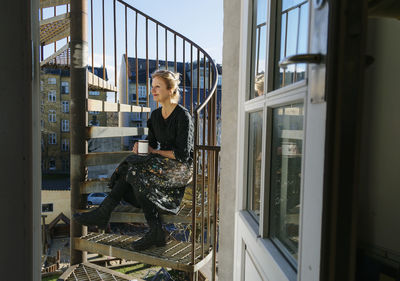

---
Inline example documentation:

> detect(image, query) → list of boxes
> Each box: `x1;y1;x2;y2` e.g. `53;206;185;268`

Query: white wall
219;0;242;280
358;18;400;254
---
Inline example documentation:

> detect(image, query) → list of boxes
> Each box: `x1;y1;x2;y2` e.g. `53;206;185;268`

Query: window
48;90;56;102
49;158;56;170
89;91;100;96
48;133;57;144
61;139;69;151
61;120;69;132
48;77;56;85
62;101;69;113
40;80;44;91
42;203;53;212
40;120;44;131
62;159;70;171
247;111;263;220
241;0;309;268
274;0;309;89
48;110;56;122
248;0;267;100
269;103;303;261
61;81;69;94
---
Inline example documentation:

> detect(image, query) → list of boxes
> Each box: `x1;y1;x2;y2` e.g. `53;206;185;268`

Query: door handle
279;53;323;68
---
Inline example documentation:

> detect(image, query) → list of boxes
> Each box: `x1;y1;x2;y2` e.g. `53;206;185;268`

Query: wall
0;0;41;279
41;190;71;222
219;0;242;280
358;18;400;255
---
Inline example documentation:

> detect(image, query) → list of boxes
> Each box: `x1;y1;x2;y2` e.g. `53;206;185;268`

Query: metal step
87;71;117;92
87;99;150;113
40;13;70;46
58;262;137;280
74;232;213;273
40;43;69;66
86;126;148;139
76;203;209;225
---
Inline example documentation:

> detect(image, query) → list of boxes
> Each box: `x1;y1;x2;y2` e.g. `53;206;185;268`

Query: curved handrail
89;1;220;279
115;0;219;115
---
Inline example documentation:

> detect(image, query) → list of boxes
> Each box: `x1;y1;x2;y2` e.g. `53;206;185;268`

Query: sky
42;0;223;85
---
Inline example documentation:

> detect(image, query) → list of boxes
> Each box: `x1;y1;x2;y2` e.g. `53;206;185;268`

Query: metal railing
71;0;220;280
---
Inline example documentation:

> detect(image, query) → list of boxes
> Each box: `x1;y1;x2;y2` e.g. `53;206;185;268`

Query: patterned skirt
110;154;192;214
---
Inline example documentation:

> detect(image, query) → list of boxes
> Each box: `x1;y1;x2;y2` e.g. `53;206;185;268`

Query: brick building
40;66;109;174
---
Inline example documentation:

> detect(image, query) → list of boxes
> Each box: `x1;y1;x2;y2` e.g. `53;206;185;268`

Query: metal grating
58;262;138;280
40;13;70;46
75;232;213;272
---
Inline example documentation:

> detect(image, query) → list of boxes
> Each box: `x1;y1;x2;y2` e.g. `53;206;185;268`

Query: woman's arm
150;148;175;159
173;110;194;162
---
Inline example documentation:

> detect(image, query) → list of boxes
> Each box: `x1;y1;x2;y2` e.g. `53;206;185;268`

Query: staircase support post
70;0;88;265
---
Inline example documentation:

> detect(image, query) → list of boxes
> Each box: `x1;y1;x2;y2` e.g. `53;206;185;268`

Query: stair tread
75;232;213;272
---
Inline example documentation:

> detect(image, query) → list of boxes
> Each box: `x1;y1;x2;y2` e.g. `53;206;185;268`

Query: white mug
138;140;149;155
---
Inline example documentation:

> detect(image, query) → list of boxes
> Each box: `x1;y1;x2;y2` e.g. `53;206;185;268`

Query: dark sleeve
173;110;194;162
146;114;158;149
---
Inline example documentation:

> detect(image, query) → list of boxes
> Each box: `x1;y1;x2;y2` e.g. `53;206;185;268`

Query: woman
74;70;194;251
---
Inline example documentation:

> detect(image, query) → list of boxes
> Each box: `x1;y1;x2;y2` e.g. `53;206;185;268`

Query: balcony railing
40;0;220;280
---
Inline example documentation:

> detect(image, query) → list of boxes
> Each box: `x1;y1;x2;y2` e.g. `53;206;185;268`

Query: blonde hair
151;69;181;103
254;73;264;96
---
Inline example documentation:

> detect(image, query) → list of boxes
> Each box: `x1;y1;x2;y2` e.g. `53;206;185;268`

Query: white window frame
48;133;57;144
61;138;69;151
62;101;69;113
48;77;56;85
61;81;69;94
48;90;56;102
89;91;100;96
61;120;69;132
233;0;313;280
48;110;56;122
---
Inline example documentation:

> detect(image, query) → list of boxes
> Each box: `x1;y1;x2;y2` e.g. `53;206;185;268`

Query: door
234;0;330;280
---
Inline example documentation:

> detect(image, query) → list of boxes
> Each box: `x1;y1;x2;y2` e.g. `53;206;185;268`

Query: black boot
132;220;167;251
131;189;167;251
73;179;129;229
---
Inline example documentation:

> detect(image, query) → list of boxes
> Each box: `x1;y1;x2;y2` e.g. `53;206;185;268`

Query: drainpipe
70;0;88;265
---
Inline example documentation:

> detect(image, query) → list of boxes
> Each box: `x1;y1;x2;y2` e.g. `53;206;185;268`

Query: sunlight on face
151;77;172;103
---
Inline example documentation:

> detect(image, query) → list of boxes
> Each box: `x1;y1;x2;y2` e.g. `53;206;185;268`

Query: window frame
61;138;69;151
48;90;56;102
47;77;56;85
48;110;56;123
61;81;69;94
48;133;57;144
42;203;54;212
61;119;70;132
62;101;69;113
240;0;309;272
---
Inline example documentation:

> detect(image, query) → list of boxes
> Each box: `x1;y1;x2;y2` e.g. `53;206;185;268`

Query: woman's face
151;77;172;103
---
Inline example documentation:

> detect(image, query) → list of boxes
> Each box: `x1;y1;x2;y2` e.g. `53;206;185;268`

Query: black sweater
147;104;194;164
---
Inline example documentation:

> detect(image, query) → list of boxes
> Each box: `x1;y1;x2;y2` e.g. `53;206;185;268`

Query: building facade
40;67;108;174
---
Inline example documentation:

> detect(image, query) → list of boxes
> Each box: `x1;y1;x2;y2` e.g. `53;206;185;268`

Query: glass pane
247;111;263;219
250;0;267;99
274;1;309;89
269;103;303;262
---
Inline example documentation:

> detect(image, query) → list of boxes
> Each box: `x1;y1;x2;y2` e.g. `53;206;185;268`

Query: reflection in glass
269;103;303;262
275;1;309;89
247;111;263;219
250;0;267;99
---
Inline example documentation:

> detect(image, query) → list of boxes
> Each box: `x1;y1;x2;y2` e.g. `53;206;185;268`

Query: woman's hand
132;142;138;154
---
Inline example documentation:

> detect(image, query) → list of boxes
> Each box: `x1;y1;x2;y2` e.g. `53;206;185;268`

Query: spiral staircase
40;0;220;280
